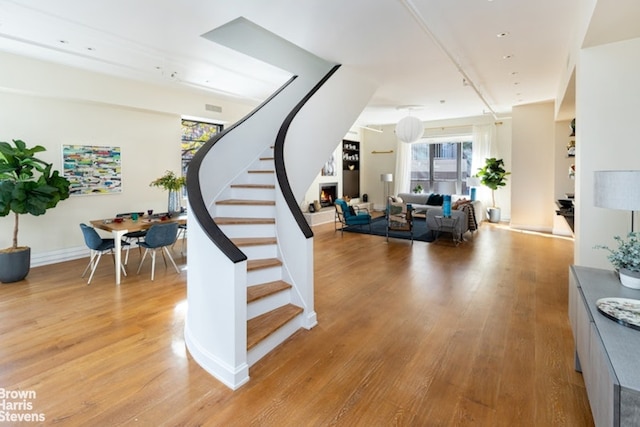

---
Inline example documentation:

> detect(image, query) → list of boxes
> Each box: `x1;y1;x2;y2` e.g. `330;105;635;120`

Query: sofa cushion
427;193;444;205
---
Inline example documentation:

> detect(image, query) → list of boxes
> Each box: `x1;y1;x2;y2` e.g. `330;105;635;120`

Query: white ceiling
0;0;610;126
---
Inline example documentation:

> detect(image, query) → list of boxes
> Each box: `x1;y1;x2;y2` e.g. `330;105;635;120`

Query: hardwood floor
0;221;593;426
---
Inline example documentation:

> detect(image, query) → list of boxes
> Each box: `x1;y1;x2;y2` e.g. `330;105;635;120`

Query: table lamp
436;181;456;217
594;170;640;232
466;177;481;201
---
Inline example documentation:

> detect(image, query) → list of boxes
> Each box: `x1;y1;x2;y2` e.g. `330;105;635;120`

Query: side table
433;215;460;245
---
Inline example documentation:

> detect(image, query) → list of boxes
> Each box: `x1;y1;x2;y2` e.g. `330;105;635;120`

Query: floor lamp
594;170;640;232
381;173;393;206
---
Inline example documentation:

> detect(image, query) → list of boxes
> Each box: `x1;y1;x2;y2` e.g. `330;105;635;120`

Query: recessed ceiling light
503;54;513;60
86;47;95;51
514;82;520;85
59;40;69;44
497;32;510;38
440;100;446;104
510;71;518;76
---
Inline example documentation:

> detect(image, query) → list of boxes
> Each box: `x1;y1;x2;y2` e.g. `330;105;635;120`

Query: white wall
0;52;255;264
511;102;555;232
575;37;640;268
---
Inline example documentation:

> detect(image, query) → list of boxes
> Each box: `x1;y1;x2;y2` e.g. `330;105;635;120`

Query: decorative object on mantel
595;232;640;289
596;297;640;330
395;116;423;144
569;164;575;179
476;157;510;223
150;170;186;215
594;170;640;232
0;139;71;282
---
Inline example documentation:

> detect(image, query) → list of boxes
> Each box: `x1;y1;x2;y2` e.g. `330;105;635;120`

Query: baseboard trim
184;319;250;390
31;246;88;267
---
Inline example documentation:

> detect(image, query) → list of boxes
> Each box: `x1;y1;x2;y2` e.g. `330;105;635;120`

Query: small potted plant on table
596;232;640;289
150;170;186;215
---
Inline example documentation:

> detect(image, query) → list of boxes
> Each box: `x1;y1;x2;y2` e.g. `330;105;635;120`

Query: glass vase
168;190;181;215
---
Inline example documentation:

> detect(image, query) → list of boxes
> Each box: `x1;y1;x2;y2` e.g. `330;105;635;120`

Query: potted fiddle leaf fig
476;157;510;223
0;139;70;283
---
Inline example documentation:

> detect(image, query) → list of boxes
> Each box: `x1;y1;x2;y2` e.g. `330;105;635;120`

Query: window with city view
410;139;472;194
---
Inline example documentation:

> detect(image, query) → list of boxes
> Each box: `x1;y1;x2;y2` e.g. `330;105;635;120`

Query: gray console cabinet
569;265;640;426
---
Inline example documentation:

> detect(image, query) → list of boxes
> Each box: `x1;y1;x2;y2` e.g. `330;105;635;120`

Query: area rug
342;217;436;242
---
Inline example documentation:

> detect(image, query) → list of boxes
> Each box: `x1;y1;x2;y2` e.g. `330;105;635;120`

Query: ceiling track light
399;0;498;120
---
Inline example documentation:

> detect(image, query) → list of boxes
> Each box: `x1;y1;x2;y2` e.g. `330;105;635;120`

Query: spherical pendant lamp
395;116;423;143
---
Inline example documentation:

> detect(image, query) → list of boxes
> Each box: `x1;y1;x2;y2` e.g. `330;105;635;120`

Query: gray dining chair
79;223;129;285
136;222;180;280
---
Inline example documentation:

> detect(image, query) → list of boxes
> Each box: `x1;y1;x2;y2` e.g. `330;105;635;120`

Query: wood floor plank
0;222;593;426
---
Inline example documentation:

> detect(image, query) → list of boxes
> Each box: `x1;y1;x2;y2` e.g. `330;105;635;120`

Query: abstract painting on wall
62;145;122;195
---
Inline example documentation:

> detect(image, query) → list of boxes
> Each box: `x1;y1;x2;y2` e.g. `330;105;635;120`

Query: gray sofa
395;192;484;240
396;192;484;222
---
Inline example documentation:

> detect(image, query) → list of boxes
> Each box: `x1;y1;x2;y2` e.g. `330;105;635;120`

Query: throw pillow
427;193;443;206
348;206;356;216
395;196;403;203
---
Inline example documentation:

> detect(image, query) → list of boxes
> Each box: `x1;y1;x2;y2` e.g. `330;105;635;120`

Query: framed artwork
62;145;122;195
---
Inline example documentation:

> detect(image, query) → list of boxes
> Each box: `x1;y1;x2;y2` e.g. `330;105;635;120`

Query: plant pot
619;268;640;289
487;207;501;223
0;247;30;283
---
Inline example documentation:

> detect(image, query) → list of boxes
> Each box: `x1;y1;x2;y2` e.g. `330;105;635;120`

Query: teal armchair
334;199;371;234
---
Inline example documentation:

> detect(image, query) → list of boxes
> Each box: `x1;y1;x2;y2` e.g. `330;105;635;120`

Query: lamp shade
594;170;640;210
395;116;423;143
380;173;393;182
435;181;456;195
466;176;481;187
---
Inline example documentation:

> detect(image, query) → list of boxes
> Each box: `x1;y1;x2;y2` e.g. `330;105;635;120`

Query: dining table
90;213;187;285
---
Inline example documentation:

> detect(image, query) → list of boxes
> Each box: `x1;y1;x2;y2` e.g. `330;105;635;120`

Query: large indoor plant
476;157;510;223
150;170;186;215
0;139;70;282
596;232;640;289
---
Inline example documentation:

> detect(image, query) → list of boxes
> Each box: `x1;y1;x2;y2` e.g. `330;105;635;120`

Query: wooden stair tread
216;199;275;206
248;170;274;174
247;304;303;350
214;217;275;225
230;184;275;189
247;280;291;303
259;157;274;161
247;258;282;271
232;237;277;246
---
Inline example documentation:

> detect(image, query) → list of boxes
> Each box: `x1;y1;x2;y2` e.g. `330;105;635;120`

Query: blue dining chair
116;212;147;265
136;222;180;280
79;223;129;285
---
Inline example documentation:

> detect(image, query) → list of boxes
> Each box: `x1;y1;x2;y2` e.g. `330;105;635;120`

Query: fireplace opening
319;183;338;207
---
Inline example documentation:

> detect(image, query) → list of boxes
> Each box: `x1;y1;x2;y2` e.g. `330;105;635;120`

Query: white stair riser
247;315;303;367
247;266;282;286
230;188;276;200
245;173;275;185
247;290;292;320
240;244;278;260
216;205;275;218
218;224;276;239
251;161;274;170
